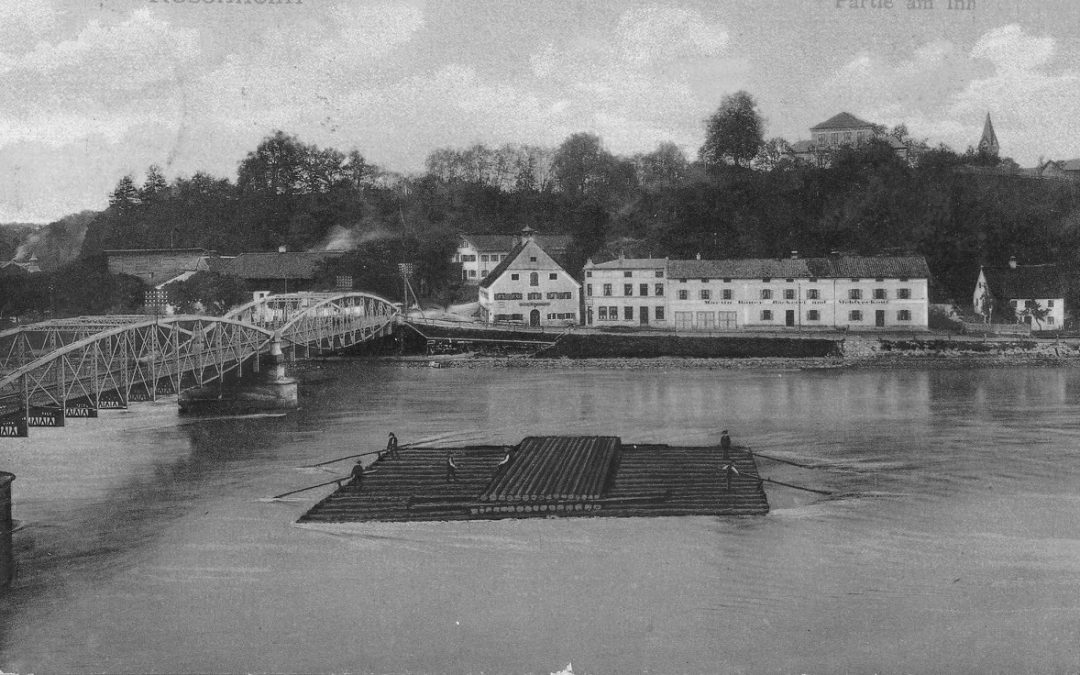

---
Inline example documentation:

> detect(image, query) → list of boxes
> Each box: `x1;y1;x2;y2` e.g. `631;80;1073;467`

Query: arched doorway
530;309;540;327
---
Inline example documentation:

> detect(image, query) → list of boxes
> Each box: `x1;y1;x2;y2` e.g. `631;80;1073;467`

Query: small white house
478;229;580;327
974;257;1067;329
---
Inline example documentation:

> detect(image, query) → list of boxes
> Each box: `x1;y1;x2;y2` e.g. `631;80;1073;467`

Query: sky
2;0;1080;223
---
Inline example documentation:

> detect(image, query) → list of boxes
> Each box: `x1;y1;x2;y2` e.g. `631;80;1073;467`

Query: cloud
0;0;58;44
520;5;743;155
1;9;199;92
971;24;1055;73
616;6;729;64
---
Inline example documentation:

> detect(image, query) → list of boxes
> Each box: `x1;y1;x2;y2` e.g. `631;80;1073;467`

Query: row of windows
546;313;577;320
508;272;560;286
1010;299;1056;308
493;313;524;321
675;276;910;283
590;283;665;297
459;253;508;263
585;270;664;278
494;291;573;301
752;309;912;322
673;309;914;326
596;306;666;321
672;288;913;300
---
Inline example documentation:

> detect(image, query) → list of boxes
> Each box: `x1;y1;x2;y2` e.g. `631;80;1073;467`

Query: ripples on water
2;362;1080;673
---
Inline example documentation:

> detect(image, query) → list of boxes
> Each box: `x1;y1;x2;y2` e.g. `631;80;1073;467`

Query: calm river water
2;361;1080;674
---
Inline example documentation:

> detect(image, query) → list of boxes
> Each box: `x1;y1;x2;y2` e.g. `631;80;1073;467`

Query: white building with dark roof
582;257;669;328
585;253;930;331
454;229;572;283
974;257;1067;329
477;229;580;327
787;112;909;166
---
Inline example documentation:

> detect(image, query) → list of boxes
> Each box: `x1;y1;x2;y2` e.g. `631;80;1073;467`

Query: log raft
298;436;769;523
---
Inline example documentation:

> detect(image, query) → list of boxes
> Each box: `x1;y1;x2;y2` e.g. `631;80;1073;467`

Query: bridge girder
0;292;399;432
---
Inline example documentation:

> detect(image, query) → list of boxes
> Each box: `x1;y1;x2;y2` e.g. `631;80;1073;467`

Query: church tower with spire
978;113;999;156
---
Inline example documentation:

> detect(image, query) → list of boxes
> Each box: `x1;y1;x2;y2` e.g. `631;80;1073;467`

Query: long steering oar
266;477;347;501
759;476;832;496
751;450;829;470
298;431;458;469
302;448;386;469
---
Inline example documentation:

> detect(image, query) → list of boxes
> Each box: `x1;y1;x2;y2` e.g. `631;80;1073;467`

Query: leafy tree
1020;300;1049;329
751;138;793;172
699;91;764;168
163;271;250;315
551;133;636;204
635;142;689;189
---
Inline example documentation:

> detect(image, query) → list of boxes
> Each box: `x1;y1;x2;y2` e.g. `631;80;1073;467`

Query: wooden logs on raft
478;436;621;503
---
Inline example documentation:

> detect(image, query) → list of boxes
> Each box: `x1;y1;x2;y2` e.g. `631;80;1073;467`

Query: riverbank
368;328;1080;370
376;351;1080;371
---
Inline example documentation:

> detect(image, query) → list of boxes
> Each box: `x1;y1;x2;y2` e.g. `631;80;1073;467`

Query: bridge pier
178;338;298;415
1;472;14;590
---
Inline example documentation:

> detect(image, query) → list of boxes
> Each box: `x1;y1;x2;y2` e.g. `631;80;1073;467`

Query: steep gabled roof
810;112;875;131
479;238;576;289
981;264;1067;300
479;241;527;289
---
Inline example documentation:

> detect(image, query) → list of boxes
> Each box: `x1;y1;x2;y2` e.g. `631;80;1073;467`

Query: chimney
790;250;799;259
520;226;536;245
278;245;287;254
1008;256;1017;269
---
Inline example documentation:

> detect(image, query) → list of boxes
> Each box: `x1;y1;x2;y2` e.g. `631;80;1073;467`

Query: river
1;360;1079;674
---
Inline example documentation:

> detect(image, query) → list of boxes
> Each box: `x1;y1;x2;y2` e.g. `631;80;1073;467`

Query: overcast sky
2;0;1079;222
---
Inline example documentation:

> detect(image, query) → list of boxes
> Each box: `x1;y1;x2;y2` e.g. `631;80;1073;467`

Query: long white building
584;254;930;331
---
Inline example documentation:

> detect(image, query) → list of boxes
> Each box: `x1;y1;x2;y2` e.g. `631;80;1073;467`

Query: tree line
5;91;1080;320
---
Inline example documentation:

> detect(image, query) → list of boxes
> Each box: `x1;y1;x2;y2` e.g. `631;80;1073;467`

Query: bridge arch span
0;291;400;436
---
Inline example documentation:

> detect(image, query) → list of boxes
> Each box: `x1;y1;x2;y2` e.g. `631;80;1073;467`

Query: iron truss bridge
0;292;398;437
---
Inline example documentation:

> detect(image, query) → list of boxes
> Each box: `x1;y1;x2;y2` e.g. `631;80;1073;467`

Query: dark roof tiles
810;112;876;131
668;255;930;280
982;264;1067;299
218;251;346;280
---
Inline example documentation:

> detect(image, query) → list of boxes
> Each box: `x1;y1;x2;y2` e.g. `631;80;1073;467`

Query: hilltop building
453;229;571;284
1035;159;1080;181
787;112;908;166
974;257;1067;329
584;253;931;331
478;228;580;327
